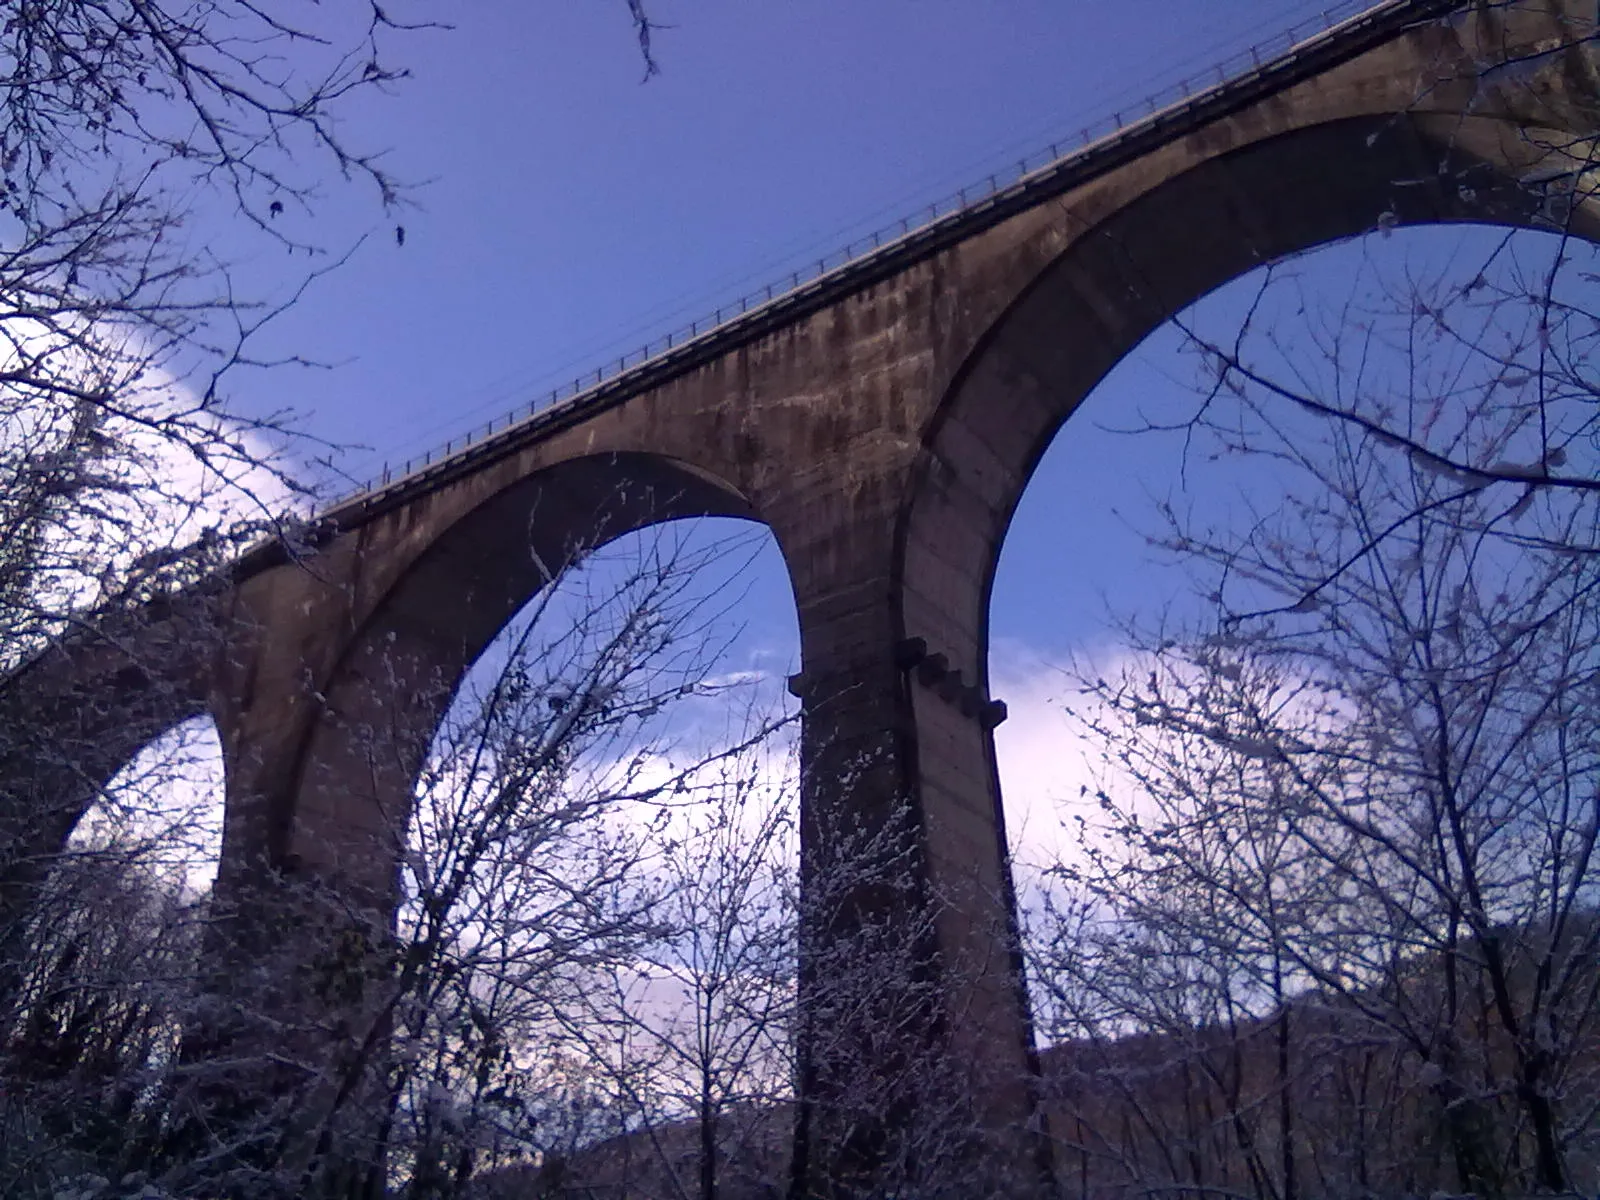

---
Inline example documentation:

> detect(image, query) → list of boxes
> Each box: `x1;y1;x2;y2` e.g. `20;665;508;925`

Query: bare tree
0;520;805;1198
0;2;428;1075
0;1;431;653
1019;19;1600;1190
543;721;798;1200
1026;222;1600;1197
369;530;786;1200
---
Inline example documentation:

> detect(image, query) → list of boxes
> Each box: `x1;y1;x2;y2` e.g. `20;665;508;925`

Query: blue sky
192;1;1455;848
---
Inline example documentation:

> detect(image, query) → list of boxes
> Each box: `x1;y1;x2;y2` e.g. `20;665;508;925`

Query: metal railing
318;0;1457;526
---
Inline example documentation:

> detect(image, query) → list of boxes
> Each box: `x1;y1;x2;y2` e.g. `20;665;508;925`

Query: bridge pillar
781;533;1049;1196
163;597;435;1196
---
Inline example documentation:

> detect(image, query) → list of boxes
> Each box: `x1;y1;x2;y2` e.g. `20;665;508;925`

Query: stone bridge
4;0;1599;1189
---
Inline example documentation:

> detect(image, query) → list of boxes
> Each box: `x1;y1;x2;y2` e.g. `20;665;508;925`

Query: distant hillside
474;922;1600;1197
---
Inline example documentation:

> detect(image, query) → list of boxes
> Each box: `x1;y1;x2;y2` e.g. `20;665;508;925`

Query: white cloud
75;715;226;895
990;638;1122;873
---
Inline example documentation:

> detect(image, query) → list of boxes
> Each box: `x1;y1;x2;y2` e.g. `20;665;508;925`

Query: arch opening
990;218;1600;862
391;513;805;1181
73;713;227;895
985;212;1600;1195
3;713;227;1141
0;700;222;969
898;108;1600;949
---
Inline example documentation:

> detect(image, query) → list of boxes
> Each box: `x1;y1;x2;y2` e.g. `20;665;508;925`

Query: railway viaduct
4;0;1600;1190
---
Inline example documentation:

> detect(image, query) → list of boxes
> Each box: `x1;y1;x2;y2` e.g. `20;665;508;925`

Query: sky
112;0;1507;867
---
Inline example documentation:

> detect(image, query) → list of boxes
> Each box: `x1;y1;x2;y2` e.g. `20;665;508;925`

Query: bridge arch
272;450;761;903
0;619;216;960
897;111;1600;700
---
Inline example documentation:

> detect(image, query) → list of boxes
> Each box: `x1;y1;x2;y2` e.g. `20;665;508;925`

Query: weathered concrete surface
4;1;1600;1191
